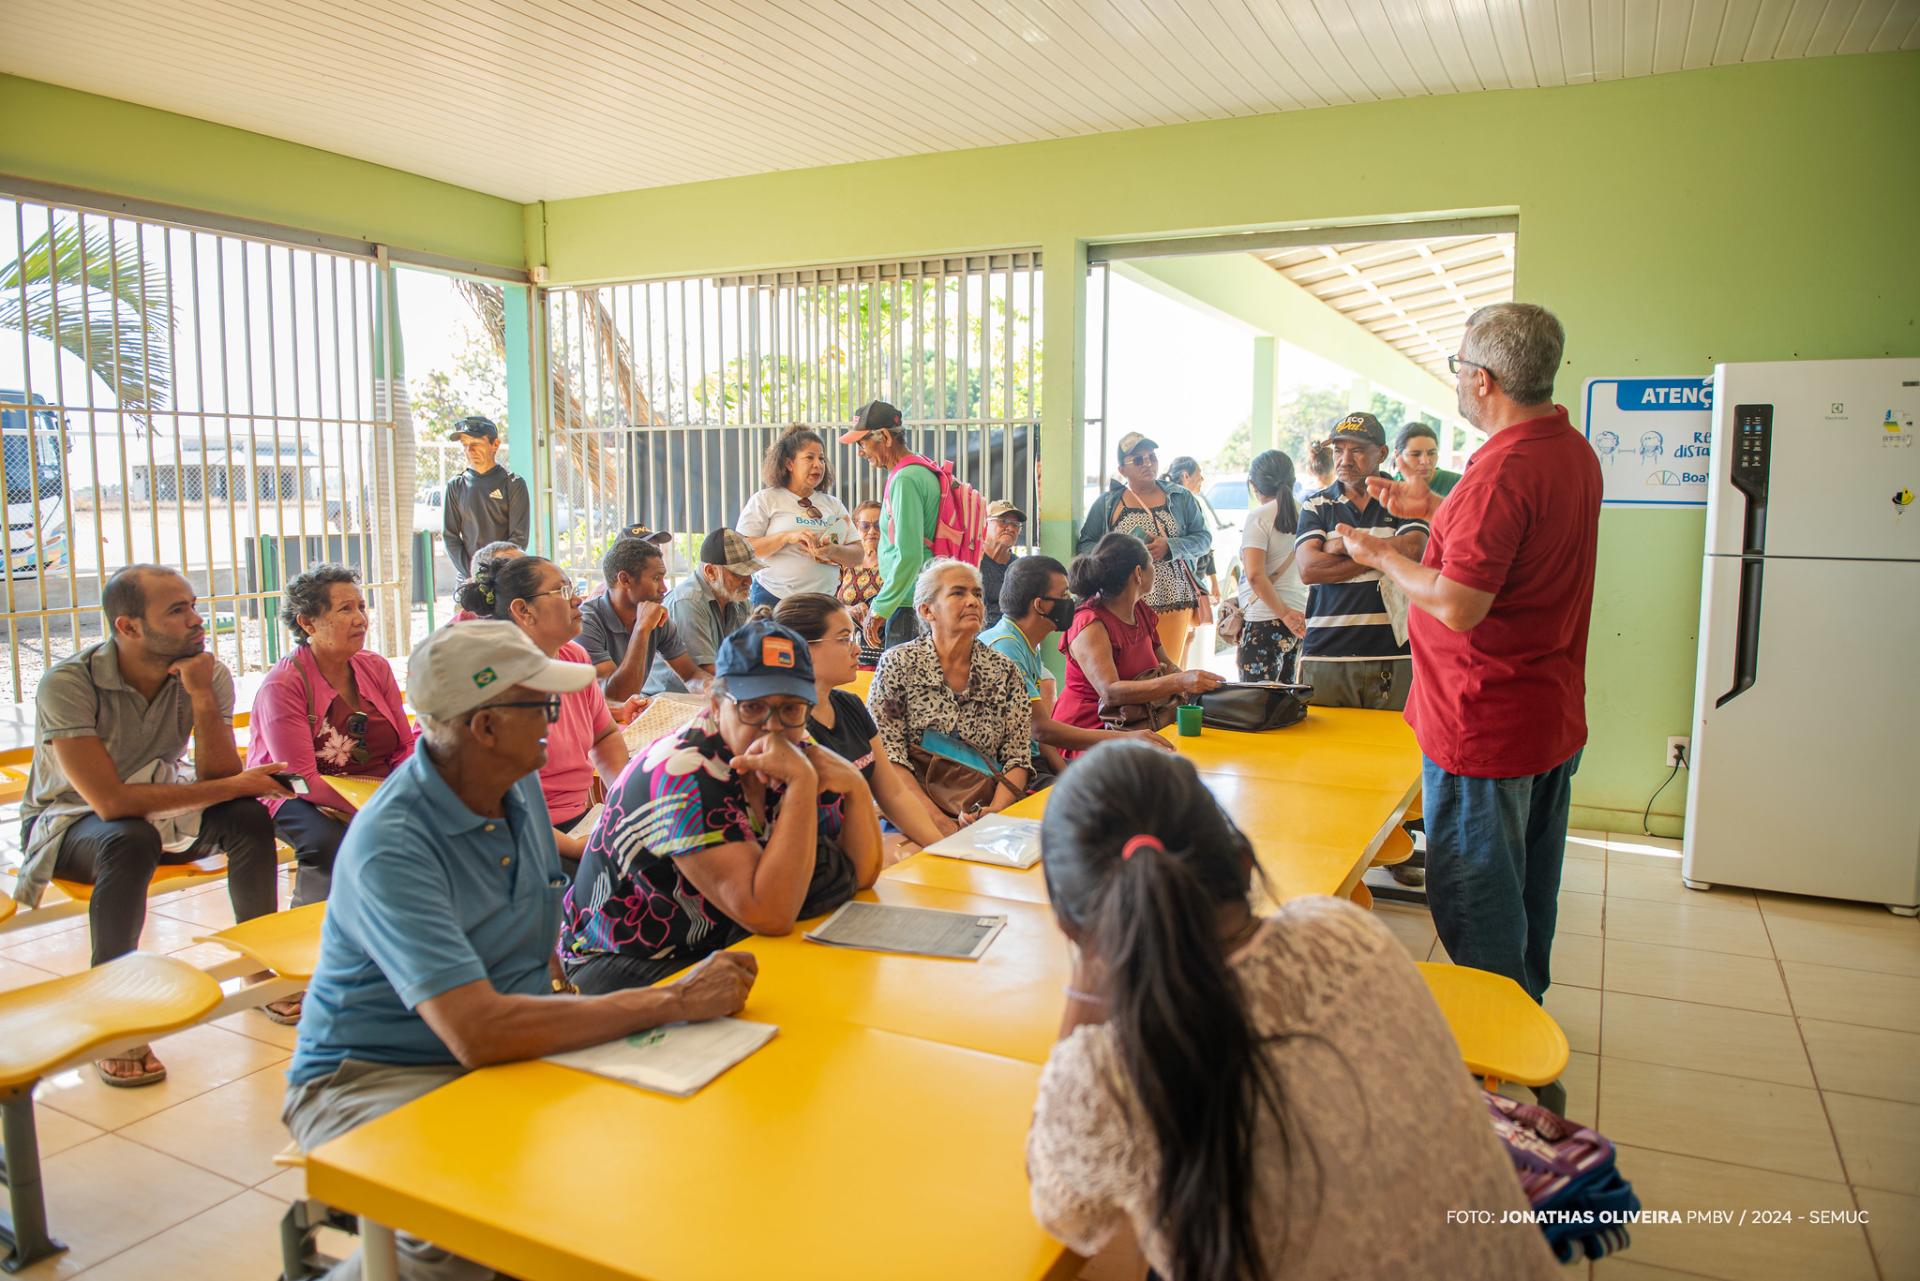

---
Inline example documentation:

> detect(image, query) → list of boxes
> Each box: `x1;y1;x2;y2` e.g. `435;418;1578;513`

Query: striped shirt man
1294;478;1430;661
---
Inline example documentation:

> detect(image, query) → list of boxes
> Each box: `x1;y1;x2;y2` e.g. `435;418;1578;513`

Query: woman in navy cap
555;618;884;993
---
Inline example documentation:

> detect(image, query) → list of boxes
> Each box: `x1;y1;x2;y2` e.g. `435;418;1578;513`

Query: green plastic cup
1175;703;1203;737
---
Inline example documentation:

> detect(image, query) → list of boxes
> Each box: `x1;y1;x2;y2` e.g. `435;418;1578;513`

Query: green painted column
502;284;552;556
1251;336;1278;452
1035;235;1084;683
372;259;415;656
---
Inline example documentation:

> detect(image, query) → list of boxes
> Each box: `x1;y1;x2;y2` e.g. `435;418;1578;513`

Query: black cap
449;416;499;442
615;523;673;547
1329;412;1386;448
840;400;904;445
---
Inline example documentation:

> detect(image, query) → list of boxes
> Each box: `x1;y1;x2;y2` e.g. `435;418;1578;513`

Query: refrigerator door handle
1715;555;1763;707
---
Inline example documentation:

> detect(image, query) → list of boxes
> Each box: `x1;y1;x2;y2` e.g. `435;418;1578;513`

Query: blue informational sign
1582;376;1713;507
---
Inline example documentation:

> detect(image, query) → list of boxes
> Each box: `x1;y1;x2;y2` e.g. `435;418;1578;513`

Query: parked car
0;390;71;577
1199;471;1250;596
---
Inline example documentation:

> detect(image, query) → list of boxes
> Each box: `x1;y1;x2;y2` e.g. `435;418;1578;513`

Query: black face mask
1043;596;1077;633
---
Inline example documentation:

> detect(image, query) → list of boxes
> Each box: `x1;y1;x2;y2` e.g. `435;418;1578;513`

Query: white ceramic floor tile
1558;890;1605;938
147;888;242;930
1600;991;1811;1086
254;1165;308;1204
119;1063;295;1186
212;1007;303;1051
1604;1144;1874;1281
28;1105;104;1160
1560;857;1606;894
1851;1186;1920;1280
1554;930;1603;989
1764;913;1920;977
1758;890;1920;934
1604;939;1790;1015
0;913;209;977
1824;1092;1920;1195
33;1024;287;1132
1597;1058;1842;1181
1565;828;1609;861
1782;961;1920;1033
68;1188;287;1281
1374;903;1436;961
1545;982;1601;1056
1607;863;1757;914
0;950;58;993
1604;896;1775;958
6;1134;245;1277
1798;1019;1920;1103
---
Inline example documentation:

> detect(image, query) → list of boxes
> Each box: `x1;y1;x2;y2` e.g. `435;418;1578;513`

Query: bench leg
360;1219;399;1281
0;1083;67;1274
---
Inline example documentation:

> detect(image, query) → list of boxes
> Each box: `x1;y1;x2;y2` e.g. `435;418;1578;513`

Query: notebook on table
545;1017;777;1097
804;901;1007;960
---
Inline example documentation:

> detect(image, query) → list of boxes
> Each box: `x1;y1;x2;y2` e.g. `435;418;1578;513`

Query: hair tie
1120;834;1164;861
483;588;496;605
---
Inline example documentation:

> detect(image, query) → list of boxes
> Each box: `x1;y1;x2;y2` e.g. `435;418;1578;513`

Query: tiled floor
4;833;1917;1279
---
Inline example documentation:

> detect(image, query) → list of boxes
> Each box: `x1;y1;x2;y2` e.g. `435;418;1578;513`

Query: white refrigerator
1682;357;1920;914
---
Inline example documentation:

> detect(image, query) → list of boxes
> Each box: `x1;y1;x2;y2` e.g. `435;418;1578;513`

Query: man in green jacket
842;400;940;651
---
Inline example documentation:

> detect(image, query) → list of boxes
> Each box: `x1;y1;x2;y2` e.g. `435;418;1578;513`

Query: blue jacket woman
1076;433;1213;664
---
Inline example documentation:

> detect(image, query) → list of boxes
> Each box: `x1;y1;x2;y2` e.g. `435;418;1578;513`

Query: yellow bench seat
196;902;327;983
0;952;223;1092
1417;961;1569;1089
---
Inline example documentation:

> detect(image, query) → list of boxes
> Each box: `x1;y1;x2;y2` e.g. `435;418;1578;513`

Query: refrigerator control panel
1730;403;1772;501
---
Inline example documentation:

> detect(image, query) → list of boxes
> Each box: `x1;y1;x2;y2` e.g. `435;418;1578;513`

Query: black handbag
1199;683;1311;732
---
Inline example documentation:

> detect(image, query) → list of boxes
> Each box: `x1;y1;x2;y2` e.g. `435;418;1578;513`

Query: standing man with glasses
442;415;531;580
1339;304;1600;1112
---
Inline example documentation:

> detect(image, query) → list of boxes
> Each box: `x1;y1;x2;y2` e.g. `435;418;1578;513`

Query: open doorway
1083;219;1515;673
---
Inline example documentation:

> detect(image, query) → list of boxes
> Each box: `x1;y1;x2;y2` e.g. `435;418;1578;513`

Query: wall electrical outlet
1666;737;1690;768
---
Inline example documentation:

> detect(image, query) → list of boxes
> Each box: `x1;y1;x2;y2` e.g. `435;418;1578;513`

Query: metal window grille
543;252;1042;584
0;191;408;704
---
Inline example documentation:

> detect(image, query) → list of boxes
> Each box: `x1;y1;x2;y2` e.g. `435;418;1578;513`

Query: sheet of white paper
545;1018;777;1097
921;814;1042;869
804;901;1007;960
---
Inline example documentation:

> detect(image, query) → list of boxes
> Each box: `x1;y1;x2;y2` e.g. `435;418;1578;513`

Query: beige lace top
1027;896;1561;1279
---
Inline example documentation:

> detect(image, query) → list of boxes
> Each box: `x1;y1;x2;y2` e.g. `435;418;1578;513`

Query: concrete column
1251;336;1277;452
371;259;414;657
1347;375;1372;415
502;284;552;557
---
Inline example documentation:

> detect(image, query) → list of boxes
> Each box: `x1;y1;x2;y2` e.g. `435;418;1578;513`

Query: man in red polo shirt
1338;303;1600;1040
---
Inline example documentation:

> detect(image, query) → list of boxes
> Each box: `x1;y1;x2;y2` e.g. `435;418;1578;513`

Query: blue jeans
1423;750;1582;1003
748;579;780;608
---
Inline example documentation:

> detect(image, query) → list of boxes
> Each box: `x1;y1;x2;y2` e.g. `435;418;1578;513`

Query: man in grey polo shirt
18;565;292;1084
645;527;762;694
577;526;703;701
284;621;755;1281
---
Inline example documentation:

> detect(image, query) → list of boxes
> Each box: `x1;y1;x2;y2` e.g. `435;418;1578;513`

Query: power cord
1641;742;1688;835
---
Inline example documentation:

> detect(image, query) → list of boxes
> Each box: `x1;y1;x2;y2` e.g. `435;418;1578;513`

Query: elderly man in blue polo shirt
283;621;755;1281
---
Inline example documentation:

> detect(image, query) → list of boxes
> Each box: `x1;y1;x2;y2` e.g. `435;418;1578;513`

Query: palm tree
0;219;173;426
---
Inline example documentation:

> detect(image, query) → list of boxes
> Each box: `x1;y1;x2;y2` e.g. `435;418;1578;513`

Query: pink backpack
886;454;987;564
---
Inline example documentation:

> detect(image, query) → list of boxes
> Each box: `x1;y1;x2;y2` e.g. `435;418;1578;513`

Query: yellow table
882;849;1052;906
732;879;1070;1066
307;1024;1075;1281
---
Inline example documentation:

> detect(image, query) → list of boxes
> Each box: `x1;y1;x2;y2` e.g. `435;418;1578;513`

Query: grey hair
280;563;360;645
1460;302;1565;405
913;557;983;614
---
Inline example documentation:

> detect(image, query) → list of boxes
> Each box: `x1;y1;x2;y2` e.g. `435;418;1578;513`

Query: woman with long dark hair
1051;533;1221;732
1028;741;1558;1280
737;425;863;607
1237;449;1307;684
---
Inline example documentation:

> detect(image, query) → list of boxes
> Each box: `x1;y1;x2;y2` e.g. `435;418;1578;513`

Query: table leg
359;1218;399;1281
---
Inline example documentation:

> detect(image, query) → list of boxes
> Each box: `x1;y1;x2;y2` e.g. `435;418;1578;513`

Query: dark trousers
882;607;920;651
1424;750;1582;1002
273;798;348;908
565;950;692;995
51;798;278;967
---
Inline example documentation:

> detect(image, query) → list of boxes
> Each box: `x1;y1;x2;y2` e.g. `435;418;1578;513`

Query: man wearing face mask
979;555;1176;776
647;528;764;695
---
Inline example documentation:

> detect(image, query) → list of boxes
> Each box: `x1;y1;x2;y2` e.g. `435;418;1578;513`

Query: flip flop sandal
262;995;305;1026
96;1055;167;1088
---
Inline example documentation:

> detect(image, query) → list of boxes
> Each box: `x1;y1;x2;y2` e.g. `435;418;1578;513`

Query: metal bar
265;244;288;672
216;236;243;667
194;232;217;666
1085;216;1521;263
5;202;30;692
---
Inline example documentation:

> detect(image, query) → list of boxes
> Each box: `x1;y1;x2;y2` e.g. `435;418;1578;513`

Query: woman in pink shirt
1053;533;1221;732
455;553;630;871
248;565;417;1021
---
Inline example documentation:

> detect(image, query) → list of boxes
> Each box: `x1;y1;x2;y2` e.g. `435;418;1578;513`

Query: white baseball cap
408;620;595;720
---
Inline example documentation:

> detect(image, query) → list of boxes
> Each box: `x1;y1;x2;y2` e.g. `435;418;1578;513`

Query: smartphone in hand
270;772;310;796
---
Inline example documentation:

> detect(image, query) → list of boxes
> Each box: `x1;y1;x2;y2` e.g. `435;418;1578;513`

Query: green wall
535;53;1920;832
0;76;525;269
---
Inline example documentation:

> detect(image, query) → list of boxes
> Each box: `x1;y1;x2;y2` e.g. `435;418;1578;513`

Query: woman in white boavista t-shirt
736;425;865;607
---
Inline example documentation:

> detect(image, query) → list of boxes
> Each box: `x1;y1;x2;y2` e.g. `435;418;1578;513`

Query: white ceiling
8;1;1916;203
1259;233;1517;384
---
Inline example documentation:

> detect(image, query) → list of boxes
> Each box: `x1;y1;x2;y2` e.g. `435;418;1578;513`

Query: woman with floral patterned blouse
868;558;1033;837
838;498;887;668
557;618;884;994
